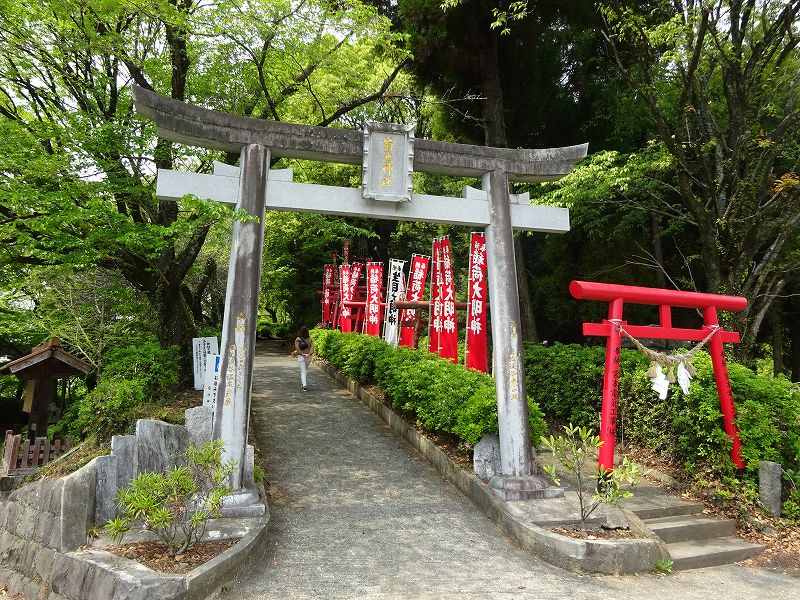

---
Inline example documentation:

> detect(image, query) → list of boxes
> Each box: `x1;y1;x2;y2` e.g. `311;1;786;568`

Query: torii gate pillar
483;171;560;499
212;144;269;495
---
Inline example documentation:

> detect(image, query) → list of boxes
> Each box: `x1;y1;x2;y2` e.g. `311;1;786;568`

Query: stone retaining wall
0;413;255;599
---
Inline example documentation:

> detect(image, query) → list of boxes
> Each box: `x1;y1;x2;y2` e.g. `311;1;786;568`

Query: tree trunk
479;23;538;341
788;288;800;382
650;213;666;289
479;23;507;148
155;281;197;384
515;236;539;342
768;303;786;377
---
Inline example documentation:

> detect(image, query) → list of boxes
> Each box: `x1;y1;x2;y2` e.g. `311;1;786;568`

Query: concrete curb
187;508;270;598
319;361;663;575
72;511;270;599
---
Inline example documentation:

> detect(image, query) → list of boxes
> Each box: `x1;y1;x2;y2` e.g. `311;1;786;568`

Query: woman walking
295;326;314;391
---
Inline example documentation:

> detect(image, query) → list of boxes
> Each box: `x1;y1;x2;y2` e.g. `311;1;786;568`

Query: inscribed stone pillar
212;144;269;490
482;170;534;477
483;171;561;500
759;460;782;517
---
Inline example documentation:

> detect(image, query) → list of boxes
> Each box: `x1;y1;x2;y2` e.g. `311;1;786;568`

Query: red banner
465;232;488;372
428;239;442;353
348;263;363;332
350;262;363;293
399;254;430;348
438;237;458;363
364;263;384;336
322;264;335;323
339;264;352;332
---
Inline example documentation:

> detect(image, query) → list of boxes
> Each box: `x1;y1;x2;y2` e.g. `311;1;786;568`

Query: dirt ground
104;539;236;574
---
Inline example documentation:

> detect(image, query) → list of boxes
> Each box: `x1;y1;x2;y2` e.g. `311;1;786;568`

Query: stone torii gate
132;85;586;502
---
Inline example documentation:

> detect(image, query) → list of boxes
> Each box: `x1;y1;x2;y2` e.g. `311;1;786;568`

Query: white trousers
297;355;311;386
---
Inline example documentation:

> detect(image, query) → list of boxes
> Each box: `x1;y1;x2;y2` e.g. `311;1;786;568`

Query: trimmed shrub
523;342;649;428
310;329;547;448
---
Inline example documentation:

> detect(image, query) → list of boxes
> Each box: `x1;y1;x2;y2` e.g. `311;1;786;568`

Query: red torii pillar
569;280;748;472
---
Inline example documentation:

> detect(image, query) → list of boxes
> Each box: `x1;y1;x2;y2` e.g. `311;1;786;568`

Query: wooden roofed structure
0;338;91;440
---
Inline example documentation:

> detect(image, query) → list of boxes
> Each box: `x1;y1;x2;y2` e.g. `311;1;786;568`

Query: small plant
105;439;233;556
253;463;265;484
654;559;673;574
86;525;102;542
542;423;643;530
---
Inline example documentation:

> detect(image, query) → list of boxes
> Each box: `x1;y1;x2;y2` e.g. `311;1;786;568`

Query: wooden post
32;377;52;441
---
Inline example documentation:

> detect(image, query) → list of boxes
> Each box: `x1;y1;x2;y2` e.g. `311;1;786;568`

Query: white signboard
192;336;219;390
202;354;221;414
383;259;406;347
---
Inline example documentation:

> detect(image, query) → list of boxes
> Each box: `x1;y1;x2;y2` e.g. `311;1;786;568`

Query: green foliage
524;344;800;486
0;0;410;373
542;423;643;529
76;378;146;440
597;0;800;361
783;469;800;521
57;340;180;441
259;211;377;333
654;559;673;574
105;440;233;557
102;342;180;394
523;342;650;428
311;329;547;448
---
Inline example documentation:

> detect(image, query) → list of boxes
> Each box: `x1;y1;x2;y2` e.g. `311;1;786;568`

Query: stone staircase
633;500;764;570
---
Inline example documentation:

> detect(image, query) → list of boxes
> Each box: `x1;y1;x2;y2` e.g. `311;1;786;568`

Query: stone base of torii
133;85;586;503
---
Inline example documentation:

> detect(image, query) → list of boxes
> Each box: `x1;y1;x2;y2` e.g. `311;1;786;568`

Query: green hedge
524;343;800;480
310;329;546;448
310;331;799;493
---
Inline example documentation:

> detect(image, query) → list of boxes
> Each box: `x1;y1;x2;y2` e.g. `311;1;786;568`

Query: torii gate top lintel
131;85;587;183
569;280;748;312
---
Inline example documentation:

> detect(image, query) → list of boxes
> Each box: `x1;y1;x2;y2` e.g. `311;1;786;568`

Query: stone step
645;515;736;543
667;537;764;571
628;500;705;521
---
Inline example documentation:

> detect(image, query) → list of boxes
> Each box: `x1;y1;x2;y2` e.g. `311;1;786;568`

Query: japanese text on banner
384;260;406;346
399;254;430;348
438;237;458;363
364;263;384;336
428;239;443;354
339;264;352;331
466;232;488;372
323;264;335;323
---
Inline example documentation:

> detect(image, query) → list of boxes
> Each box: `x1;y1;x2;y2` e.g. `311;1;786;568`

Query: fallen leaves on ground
620;444;800;578
739;524;800;576
105;540;237;574
550;527;639;540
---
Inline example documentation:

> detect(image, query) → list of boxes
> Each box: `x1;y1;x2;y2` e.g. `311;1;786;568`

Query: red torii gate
569;280;748;472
